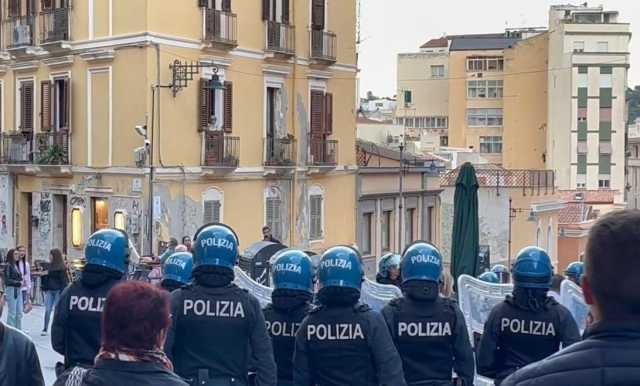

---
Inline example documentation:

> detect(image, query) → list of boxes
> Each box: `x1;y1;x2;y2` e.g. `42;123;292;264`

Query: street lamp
134;124;154;256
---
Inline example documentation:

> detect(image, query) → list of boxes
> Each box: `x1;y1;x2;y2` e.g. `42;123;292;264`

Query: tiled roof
420;37;448;49
558;203;590;224
557;190;615;204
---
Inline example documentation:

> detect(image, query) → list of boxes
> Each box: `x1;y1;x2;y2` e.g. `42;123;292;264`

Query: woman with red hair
54;281;187;386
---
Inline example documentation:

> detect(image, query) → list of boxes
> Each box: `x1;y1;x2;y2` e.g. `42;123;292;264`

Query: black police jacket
476;296;580;384
51;274;121;367
293;303;407;386
164;283;277;386
0;322;45;386
502;321;640;386
382;296;475;386
263;303;310;384
53;359;188;386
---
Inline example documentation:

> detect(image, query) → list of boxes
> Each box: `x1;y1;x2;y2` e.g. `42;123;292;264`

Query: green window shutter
600;88;612;108
578;66;588;74
578;88;588;108
600;66;613;75
578;121;588;141
599;154;611;175
599;121;612;142
577;154;587;174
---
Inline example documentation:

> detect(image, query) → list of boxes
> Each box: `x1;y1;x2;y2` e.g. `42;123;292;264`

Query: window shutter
26;0;36;15
266;197;282;240
310;91;324;135
282;0;290;24
62;78;70;131
21;82;34;132
262;0;270;20
198;0;209;8
223;81;233;133
41;80;52;132
203;200;221;223
9;0;20;17
41;0;53;10
199;79;211;132
324;93;333;135
221;0;231;11
311;0;325;30
310;195;322;239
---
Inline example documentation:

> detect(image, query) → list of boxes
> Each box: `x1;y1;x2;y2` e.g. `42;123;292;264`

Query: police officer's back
52;229;129;369
382;242;474;386
164;223;276;386
293;246;407;386
477;247;580;385
263;249;314;386
160;252;193;292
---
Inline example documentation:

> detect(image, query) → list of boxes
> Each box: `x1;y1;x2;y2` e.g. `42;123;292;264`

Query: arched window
202;188;223;223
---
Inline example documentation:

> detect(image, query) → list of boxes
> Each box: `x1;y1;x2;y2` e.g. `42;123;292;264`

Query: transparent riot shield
457;274;513;386
360;278;402;312
233;266;273;307
560;279;589;333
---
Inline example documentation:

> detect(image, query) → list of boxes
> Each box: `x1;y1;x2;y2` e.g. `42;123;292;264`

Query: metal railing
264;137;296;166
1;133;33;164
440;168;555;196
204;9;237;46
310;29;336;62
203;133;239;167
309;139;338;166
35;131;70;165
4;15;35;48
266;21;295;55
40;7;71;43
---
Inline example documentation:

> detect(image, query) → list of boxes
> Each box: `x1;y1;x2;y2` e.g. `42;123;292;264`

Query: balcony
4;16;35;54
265;21;295;56
35;131;70;165
309;139;338;169
1;133;32;164
264;137;296;169
202;132;239;175
203;9;237;49
40;7;71;52
310;29;336;63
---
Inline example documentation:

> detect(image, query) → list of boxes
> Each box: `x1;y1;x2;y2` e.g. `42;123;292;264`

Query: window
468;80;503;98
265;186;283;242
262;0;290;23
405;208;415;244
597;41;608;52
310;90;333;163
381;210;392;252
203;188;223;223
480;136;503;153
440;136;449;147
18;79;34;132
199;75;233;132
310;0;325;30
467;108;503;127
574;13;602;24
41;78;70;131
599;154;611;175
92;198;109;232
71;208;82;248
573;41;585;52
309;185;324;240
430;65;445;78
403;90;412;106
361;213;373;255
409;116;448;129
577;154;587;175
466;56;504;72
599;179;610;188
426;206;433;242
114;211;126;231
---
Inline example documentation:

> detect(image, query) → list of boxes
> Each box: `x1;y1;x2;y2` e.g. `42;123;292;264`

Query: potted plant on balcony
38;144;66;165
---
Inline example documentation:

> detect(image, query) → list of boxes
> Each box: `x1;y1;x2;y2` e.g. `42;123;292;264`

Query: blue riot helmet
491;264;510;283
318;246;364;291
512;246;553;289
478;271;500;284
400;241;443;283
271;249;315;294
564;261;584;285
192;223;239;270
378;253;401;278
162;252;194;286
84;228;130;274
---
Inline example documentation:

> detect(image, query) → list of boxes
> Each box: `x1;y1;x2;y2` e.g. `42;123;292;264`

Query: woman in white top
15;245;32;307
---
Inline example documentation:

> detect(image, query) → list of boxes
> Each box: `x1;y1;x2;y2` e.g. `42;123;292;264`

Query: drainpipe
288;0;297;246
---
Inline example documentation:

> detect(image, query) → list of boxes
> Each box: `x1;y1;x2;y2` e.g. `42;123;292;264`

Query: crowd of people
1;210;640;386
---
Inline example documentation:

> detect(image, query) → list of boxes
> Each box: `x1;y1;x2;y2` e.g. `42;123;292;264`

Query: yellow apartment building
0;0;358;260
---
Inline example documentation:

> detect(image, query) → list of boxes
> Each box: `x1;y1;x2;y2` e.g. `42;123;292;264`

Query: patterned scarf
96;347;174;371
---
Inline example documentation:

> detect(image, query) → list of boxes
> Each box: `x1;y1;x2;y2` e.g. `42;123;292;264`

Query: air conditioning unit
13;24;31;46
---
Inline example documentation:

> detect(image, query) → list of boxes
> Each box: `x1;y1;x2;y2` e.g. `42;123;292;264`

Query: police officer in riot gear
263;249;314;386
491;264;510;284
382;242;474;386
376;253;402;287
52;228;129;370
477;246;580;385
293;245;407;386
161;252;194;292
479;271;500;284
164;223;276;386
564;261;584;285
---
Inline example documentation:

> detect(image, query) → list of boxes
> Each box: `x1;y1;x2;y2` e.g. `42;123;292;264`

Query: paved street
2;305;61;385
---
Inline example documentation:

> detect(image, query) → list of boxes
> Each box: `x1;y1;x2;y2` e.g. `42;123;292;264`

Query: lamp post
398;140;405;254
134;124;153;256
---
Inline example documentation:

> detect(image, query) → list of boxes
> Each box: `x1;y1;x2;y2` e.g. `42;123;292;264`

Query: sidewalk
2;305;61;385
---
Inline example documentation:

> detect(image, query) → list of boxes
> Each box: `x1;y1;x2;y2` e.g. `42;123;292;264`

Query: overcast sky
358;0;640;98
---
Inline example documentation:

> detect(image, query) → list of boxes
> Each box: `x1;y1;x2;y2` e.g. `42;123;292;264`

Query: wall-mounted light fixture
71;208;83;248
114;211;127;231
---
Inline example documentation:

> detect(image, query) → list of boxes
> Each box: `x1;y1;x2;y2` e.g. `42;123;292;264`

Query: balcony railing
266;21;295;55
1;133;33;164
4;16;35;49
203;133;239;167
35;131;70;165
204;9;237;47
40;7;71;44
441;168;555;196
264;137;296;166
309;139;338;166
310;29;336;62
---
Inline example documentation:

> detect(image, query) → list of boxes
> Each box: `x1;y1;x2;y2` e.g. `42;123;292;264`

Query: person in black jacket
375;253;402;287
42;248;69;336
0;287;45;386
503;210;640;386
54;281;187;386
3;248;24;330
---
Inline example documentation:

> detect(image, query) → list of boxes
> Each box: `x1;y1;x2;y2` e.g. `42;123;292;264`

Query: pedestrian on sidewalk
41;248;69;336
16;245;33;309
0;285;45;386
54;281;187;386
3;249;24;330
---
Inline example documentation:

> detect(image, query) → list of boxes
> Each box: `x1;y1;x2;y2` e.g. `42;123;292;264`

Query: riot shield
233;266;273;307
560;279;589;333
360;278;402;312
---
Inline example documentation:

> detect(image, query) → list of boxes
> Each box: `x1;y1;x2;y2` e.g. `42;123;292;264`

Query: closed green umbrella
450;162;480;287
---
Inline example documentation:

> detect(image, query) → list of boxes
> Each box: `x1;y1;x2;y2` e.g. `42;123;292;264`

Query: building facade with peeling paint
0;0;358;261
